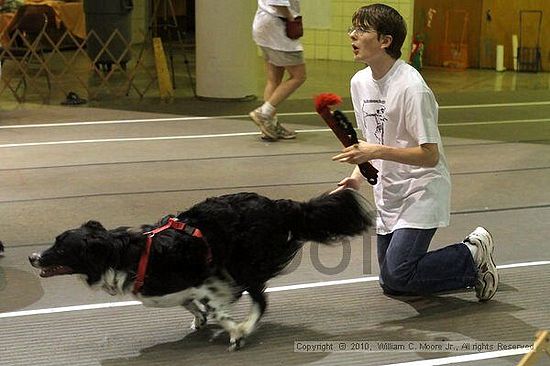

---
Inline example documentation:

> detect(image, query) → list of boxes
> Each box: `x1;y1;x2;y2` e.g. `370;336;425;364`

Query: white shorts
260;46;304;67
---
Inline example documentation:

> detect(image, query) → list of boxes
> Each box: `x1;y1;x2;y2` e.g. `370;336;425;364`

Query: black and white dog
29;189;373;350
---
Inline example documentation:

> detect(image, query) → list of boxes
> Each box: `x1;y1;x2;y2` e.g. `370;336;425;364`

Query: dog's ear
82;220;106;232
83;235;115;282
85;236;111;256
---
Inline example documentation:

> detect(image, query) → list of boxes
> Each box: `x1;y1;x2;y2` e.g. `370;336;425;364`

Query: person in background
332;3;498;301
249;0;305;141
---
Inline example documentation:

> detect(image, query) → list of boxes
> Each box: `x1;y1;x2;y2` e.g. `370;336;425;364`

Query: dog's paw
227;325;248;351
190;315;207;330
227;337;245;352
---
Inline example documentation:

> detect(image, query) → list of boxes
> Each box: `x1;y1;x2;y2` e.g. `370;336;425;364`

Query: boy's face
349;27;391;64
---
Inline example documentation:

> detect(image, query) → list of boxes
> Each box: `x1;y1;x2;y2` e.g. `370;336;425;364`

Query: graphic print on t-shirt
361;99;387;144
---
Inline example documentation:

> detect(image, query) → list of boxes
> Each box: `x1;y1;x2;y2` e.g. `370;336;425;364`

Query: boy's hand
332;140;379;165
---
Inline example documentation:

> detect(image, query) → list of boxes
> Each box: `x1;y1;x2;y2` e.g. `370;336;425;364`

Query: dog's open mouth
40;265;74;277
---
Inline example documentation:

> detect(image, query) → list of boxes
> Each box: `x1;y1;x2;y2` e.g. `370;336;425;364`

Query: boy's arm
331;166;364;194
374;143;439;167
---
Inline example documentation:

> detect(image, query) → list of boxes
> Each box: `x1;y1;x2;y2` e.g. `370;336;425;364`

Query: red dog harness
132;217;211;295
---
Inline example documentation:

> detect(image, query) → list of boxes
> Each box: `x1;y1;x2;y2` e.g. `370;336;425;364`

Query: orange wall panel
413;0;481;68
481;0;547;70
415;0;549;70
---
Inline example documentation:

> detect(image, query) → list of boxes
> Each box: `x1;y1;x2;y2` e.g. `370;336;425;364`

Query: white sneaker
249;108;278;140
464;227;498;301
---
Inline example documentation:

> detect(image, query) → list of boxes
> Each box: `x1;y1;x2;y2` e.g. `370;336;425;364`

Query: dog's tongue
40;265;73;277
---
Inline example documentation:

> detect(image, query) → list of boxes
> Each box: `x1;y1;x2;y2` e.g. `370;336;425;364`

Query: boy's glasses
347;26;371;36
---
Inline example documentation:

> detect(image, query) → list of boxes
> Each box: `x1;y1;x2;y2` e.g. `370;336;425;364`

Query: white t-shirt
252;0;303;52
350;60;451;235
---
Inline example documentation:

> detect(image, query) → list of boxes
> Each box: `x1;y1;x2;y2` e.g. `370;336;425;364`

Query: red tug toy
314;93;379;185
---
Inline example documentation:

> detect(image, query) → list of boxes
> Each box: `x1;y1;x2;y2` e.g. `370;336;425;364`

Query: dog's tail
276;189;374;243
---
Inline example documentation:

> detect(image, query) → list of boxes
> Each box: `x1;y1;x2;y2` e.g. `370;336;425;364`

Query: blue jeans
377;228;477;295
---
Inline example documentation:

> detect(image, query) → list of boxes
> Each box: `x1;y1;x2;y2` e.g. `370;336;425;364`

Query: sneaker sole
261;134;297;140
481;227;495;266
477;260;498;301
483;227;494;255
260;134;278;141
474;227;499;301
249;112;279;140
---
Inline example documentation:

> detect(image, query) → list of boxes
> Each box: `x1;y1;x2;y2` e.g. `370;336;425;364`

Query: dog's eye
57;249;65;255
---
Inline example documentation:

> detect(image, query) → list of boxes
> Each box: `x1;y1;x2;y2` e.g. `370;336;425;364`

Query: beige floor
1;50;550;113
0;58;549;366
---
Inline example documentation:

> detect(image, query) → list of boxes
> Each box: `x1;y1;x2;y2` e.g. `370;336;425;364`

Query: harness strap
132;218;210;294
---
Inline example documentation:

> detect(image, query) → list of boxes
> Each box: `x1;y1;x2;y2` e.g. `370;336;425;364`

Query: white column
512;34;518;71
195;0;258;100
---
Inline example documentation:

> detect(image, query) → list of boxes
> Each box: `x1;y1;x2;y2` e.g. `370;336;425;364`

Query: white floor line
379;348;529;366
266;275;379;293
0;116;213;129
0;131;266;148
2;116;550;149
0;100;549;130
439;118;550;127
0;301;142;319
498;260;550;269
1;261;547;366
1;260;548;320
437;100;550;109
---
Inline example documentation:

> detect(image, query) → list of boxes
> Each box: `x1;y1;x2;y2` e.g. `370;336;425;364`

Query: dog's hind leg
236;288;267;339
215;288;267;351
182;300;208;330
196;277;253;351
209;303;243;351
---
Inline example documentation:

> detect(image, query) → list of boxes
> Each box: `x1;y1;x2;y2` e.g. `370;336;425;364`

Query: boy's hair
352;4;407;59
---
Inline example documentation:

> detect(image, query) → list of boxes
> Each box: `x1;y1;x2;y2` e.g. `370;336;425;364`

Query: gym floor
1;59;549;366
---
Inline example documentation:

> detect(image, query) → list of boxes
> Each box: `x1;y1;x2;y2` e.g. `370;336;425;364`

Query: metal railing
0;25;189;103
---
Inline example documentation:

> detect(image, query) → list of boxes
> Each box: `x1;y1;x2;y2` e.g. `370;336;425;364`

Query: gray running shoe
260;116;297;140
274;121;297;139
249;108;278;139
464;227;499;301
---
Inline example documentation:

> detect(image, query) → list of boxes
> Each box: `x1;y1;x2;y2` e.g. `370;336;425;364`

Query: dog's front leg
182;299;208;330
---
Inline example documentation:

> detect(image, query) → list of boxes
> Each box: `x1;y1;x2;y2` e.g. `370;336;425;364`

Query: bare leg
267;62;306;108
250;61;305;140
263;61;285;103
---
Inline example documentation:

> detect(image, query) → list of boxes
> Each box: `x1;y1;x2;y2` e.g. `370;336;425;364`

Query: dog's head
29;220;119;285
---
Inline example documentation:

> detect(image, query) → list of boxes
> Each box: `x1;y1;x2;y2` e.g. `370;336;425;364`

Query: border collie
29;189;373;350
